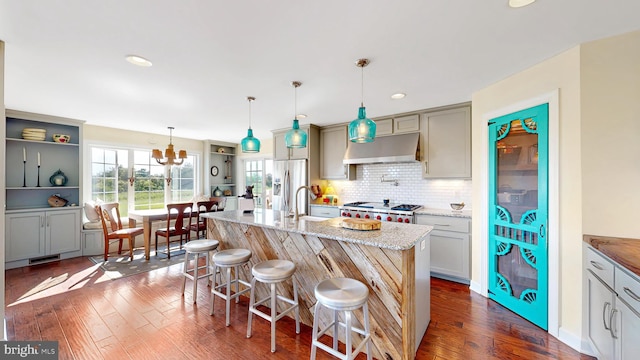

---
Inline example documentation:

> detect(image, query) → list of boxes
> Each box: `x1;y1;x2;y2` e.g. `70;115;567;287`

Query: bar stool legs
310;278;372;360
210;248;252;326
247;259;300;353
181;239;219;303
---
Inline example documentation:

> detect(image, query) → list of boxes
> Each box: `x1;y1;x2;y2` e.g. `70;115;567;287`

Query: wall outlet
421;239;426;250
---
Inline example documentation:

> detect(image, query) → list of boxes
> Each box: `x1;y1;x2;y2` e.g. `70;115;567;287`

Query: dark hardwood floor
5;256;594;359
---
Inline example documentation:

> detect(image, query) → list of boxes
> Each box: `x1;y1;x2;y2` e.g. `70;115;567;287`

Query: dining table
128;208;198;260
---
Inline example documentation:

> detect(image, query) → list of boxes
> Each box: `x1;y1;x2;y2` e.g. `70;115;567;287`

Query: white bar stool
210;248;252;326
246;259;300;353
310;278;372;360
181;239;219;303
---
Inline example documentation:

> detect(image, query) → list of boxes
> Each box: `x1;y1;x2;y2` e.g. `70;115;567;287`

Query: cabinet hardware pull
609;308;618;339
603;301;611;330
424;161;429;174
624;287;640;302
434;224;450;227
590;260;605;271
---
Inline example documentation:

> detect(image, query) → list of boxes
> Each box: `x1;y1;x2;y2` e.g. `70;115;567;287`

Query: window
90;147;129;215
170;155;196;202
244;159;273;209
89;145;198;214
133;150;165;210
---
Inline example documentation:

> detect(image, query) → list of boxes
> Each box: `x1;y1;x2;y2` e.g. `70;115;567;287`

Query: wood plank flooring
4;256;594;359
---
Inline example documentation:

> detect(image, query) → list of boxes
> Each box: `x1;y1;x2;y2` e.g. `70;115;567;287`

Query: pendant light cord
249;99;252;129
294;85;297;119
361;65;365;107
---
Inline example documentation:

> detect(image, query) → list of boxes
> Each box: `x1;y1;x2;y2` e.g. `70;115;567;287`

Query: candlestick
23;161;26;187
38;152;41;166
37;165;41;187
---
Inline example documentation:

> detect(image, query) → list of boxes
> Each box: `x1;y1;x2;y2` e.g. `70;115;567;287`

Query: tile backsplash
325;163;472;210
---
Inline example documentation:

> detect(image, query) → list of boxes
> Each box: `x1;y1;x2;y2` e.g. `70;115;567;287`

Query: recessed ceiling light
125;55;152;67
296;114;307;119
509;0;535;8
391;93;406;100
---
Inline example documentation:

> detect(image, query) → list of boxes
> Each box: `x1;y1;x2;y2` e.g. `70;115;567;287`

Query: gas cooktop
341;202;422;212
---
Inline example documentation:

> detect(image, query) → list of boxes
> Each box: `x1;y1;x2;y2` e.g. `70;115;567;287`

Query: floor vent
29;254;61;264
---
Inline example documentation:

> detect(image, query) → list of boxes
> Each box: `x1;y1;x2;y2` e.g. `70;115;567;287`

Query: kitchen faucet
294;185;317;221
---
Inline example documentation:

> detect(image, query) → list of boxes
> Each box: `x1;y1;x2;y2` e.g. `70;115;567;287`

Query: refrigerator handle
283;169;290;213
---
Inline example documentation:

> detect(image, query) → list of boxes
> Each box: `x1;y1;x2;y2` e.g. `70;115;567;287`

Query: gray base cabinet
5;209;81;269
415;214;470;283
585;245;640;360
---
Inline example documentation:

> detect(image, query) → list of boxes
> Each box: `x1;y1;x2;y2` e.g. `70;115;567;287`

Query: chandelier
348;58;376;143
152;127;187;165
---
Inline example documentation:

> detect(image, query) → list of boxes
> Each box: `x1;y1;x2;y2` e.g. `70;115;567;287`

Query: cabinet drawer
310;206;340;218
616;267;640;315
415;215;470;233
586;248;614;288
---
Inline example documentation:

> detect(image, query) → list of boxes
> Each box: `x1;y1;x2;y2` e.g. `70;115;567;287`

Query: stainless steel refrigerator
272;159;308;216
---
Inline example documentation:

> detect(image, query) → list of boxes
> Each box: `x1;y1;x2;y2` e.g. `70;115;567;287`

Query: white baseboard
469;280;483;295
558;327;595;356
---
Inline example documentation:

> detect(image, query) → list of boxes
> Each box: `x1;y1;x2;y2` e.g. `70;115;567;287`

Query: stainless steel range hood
343;132;420;164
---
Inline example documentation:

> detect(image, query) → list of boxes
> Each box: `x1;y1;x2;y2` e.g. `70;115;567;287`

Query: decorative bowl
52;134;71;143
450;202;465;211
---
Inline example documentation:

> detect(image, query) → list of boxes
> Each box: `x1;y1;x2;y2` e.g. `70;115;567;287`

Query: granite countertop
201;210;432;251
415;208;472;218
584;234;640;278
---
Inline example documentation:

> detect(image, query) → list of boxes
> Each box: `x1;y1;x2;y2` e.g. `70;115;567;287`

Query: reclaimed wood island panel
202;210;432;360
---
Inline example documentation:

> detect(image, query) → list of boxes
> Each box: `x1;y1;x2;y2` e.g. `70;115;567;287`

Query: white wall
1;39;7;341
580;30;640;237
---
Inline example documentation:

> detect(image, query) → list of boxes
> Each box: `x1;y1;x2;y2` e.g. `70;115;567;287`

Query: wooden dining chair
155;202;193;259
189;200;218;239
210;197;226;211
96;202;144;261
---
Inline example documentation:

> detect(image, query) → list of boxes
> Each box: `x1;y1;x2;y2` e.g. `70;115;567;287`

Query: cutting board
341;218;382;231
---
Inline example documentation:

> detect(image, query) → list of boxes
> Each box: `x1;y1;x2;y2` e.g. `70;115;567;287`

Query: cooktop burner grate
390;204;422;211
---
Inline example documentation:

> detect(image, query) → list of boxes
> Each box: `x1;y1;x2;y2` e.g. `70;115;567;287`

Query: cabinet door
393;114;420;134
429;230;470;280
321;126;351;179
47;210;81;254
273;130;309;160
617;298;640;360
420;106;471;178
273;132;290;160
587;271;615;360
5;212;46;261
374;118;393;136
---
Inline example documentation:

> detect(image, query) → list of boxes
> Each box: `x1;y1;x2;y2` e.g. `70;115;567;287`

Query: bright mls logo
2;341;58;359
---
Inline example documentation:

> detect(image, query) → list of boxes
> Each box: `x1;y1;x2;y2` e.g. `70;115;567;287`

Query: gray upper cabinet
420;105;471;179
273;126;312;160
374;114;419;137
320;125;355;180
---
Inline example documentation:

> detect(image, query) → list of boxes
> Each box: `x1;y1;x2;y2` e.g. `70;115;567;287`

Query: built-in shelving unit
204;140;239;210
4;110;84;269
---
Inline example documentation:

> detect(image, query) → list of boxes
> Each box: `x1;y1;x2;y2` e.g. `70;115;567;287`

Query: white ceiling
1;1;639;143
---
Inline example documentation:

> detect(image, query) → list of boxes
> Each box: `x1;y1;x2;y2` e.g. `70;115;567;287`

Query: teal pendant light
348;58;376;143
285;81;307;148
241;96;261;153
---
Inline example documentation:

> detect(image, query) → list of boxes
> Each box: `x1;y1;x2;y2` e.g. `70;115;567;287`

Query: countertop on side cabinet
415;208;472;218
201;209;432;250
584;234;640;278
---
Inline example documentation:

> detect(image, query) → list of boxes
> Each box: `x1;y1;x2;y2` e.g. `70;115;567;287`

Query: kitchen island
201;210;432;360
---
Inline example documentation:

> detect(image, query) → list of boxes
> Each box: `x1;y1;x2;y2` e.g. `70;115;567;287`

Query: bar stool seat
210;248;252;326
181;239;219;303
311;278;372;360
247;259;300;353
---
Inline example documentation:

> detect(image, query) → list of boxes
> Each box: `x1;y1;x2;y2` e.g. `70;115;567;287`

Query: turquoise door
488;103;548;330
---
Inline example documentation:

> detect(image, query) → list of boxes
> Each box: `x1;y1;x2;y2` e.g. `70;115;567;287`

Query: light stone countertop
201;209;432;251
415;208;472;218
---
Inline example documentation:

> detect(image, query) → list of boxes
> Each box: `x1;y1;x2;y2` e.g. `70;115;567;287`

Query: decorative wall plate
210;166;219;176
